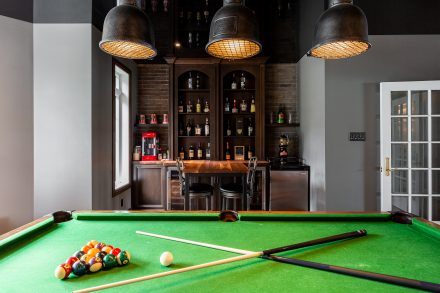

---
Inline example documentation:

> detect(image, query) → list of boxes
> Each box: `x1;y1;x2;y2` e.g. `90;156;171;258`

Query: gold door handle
385;157;391;176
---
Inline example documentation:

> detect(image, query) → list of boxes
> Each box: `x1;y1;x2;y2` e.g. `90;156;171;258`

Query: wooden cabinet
132;164;166;209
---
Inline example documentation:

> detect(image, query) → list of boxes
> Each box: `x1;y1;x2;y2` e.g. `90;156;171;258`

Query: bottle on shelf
226;120;232;136
240;72;246;89
188;72;193;89
204;0;210;23
187;99;193;113
189;145;195;160
178;98;184;113
196;97;201;113
179;10;185;26
250;97;256;113
205;117;210;136
195;123;202;136
247;145;253;160
187;11;193;24
179;121;184;136
196;11;201;26
240;99;247;112
232;99;238;113
188;32;193;48
179;147;185;160
196;73;200;89
204;100;210;113
277;107;285;124
248;117;254;136
206;142;211;160
225;97;230;112
231;73;237;89
225;142;231;160
197;143;203;160
186;119;192;136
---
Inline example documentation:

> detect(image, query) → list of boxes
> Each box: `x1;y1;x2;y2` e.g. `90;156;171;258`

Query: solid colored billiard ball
87;248;100;256
65;256;79;266
110;248;121;256
88;257;103;273
102;254;117;270
87;240;98;247
72;261;88;276
96;251;107;260
54;263;72;280
116;251;131;266
81;245;92;254
80;254;93;264
94;242;106;250
101;246;113;254
73;251;85;259
160;251;173;267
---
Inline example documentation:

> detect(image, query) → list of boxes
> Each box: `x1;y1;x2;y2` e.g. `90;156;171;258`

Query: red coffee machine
142;132;158;161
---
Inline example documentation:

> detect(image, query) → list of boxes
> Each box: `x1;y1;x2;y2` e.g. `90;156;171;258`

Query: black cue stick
262;255;440;292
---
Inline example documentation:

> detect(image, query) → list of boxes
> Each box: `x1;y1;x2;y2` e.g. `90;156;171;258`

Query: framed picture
234;146;245;160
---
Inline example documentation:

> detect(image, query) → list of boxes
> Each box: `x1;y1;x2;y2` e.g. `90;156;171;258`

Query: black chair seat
219;183;242;194
189;183;213;194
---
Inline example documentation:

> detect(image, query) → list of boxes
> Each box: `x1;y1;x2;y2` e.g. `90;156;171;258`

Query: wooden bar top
133;160;269;168
182;160;248;174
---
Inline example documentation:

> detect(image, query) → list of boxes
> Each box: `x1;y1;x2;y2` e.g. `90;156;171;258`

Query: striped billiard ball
54;263;72;280
116;251;131;266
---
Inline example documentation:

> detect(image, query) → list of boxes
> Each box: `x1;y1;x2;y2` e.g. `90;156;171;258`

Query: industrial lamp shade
308;0;371;59
206;0;261;60
99;0;157;60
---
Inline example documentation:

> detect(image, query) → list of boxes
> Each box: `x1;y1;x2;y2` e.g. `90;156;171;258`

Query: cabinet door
133;166;166;209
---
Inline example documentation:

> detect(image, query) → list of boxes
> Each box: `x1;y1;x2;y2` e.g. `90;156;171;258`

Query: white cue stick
72;252;262;293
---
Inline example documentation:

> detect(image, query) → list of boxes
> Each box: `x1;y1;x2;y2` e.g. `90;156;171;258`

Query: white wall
298;56;326;211
33;24;92;217
0;16;34;233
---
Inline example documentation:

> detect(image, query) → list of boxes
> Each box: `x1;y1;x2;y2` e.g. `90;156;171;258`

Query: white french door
381;81;440;222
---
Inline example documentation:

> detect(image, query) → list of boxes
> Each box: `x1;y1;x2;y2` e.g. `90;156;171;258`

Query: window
113;61;131;194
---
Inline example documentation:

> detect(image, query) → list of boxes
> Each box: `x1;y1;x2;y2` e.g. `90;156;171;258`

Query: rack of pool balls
54;240;131;280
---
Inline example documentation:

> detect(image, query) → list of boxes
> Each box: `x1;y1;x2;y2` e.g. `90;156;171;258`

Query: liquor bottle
204;0;210;23
188;72;193;89
277;107;285;124
225;142;231;160
248;117;254;136
189;145;195;160
179;147;185;160
197;143;203;160
178;98;184;113
188;32;193;48
247;145;253;160
196;73;200;89
187;99;193;113
240;99;247;112
226;120;232;136
179;121;184;136
196;11;201;26
196;97;201;113
231;74;237;89
250;98;256;113
187;11;193;24
195;123;202;136
204;100;210;113
232;99;238;113
240;72;246;89
205;117;210;136
179;10;185;26
186;119;192;136
206;142;211;160
224;97;230;112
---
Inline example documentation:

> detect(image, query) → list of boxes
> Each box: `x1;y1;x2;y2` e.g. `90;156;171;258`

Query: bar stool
176;158;214;210
220;157;257;211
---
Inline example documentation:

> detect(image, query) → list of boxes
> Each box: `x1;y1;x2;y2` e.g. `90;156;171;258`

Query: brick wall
265;63;299;159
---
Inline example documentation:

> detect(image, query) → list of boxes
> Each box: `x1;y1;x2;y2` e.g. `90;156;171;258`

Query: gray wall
0;16;34;234
299;35;440;211
34;0;92;23
33;24;93;217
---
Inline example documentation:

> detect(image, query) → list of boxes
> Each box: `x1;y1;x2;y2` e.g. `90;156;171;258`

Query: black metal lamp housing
308;0;371;59
100;0;157;60
206;0;261;60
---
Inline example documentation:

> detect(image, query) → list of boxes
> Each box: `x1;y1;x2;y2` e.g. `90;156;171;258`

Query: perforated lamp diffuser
100;0;157;60
206;0;261;60
308;0;371;59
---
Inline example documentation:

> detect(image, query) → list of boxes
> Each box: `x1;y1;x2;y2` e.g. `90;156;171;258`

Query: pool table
1;211;440;292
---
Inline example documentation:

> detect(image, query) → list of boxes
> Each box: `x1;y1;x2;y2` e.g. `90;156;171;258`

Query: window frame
112;59;132;196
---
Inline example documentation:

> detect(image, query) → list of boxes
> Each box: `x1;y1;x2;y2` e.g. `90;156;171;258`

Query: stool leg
233;199;237;211
205;196;209;211
189;197;192;211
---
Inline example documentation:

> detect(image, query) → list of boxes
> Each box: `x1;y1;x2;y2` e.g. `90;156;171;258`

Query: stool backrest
246;157;258;195
176;158;185;196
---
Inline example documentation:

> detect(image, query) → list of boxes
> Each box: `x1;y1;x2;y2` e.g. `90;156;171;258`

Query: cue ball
160;252;173;267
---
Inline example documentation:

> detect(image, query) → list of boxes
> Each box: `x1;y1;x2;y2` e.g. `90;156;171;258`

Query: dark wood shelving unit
266;123;300;128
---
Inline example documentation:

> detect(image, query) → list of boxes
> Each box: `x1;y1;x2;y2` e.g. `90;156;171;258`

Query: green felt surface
1;213;440;292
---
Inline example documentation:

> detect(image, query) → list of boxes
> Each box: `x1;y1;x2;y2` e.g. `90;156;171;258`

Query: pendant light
100;0;157;60
308;0;371;59
206;0;261;60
